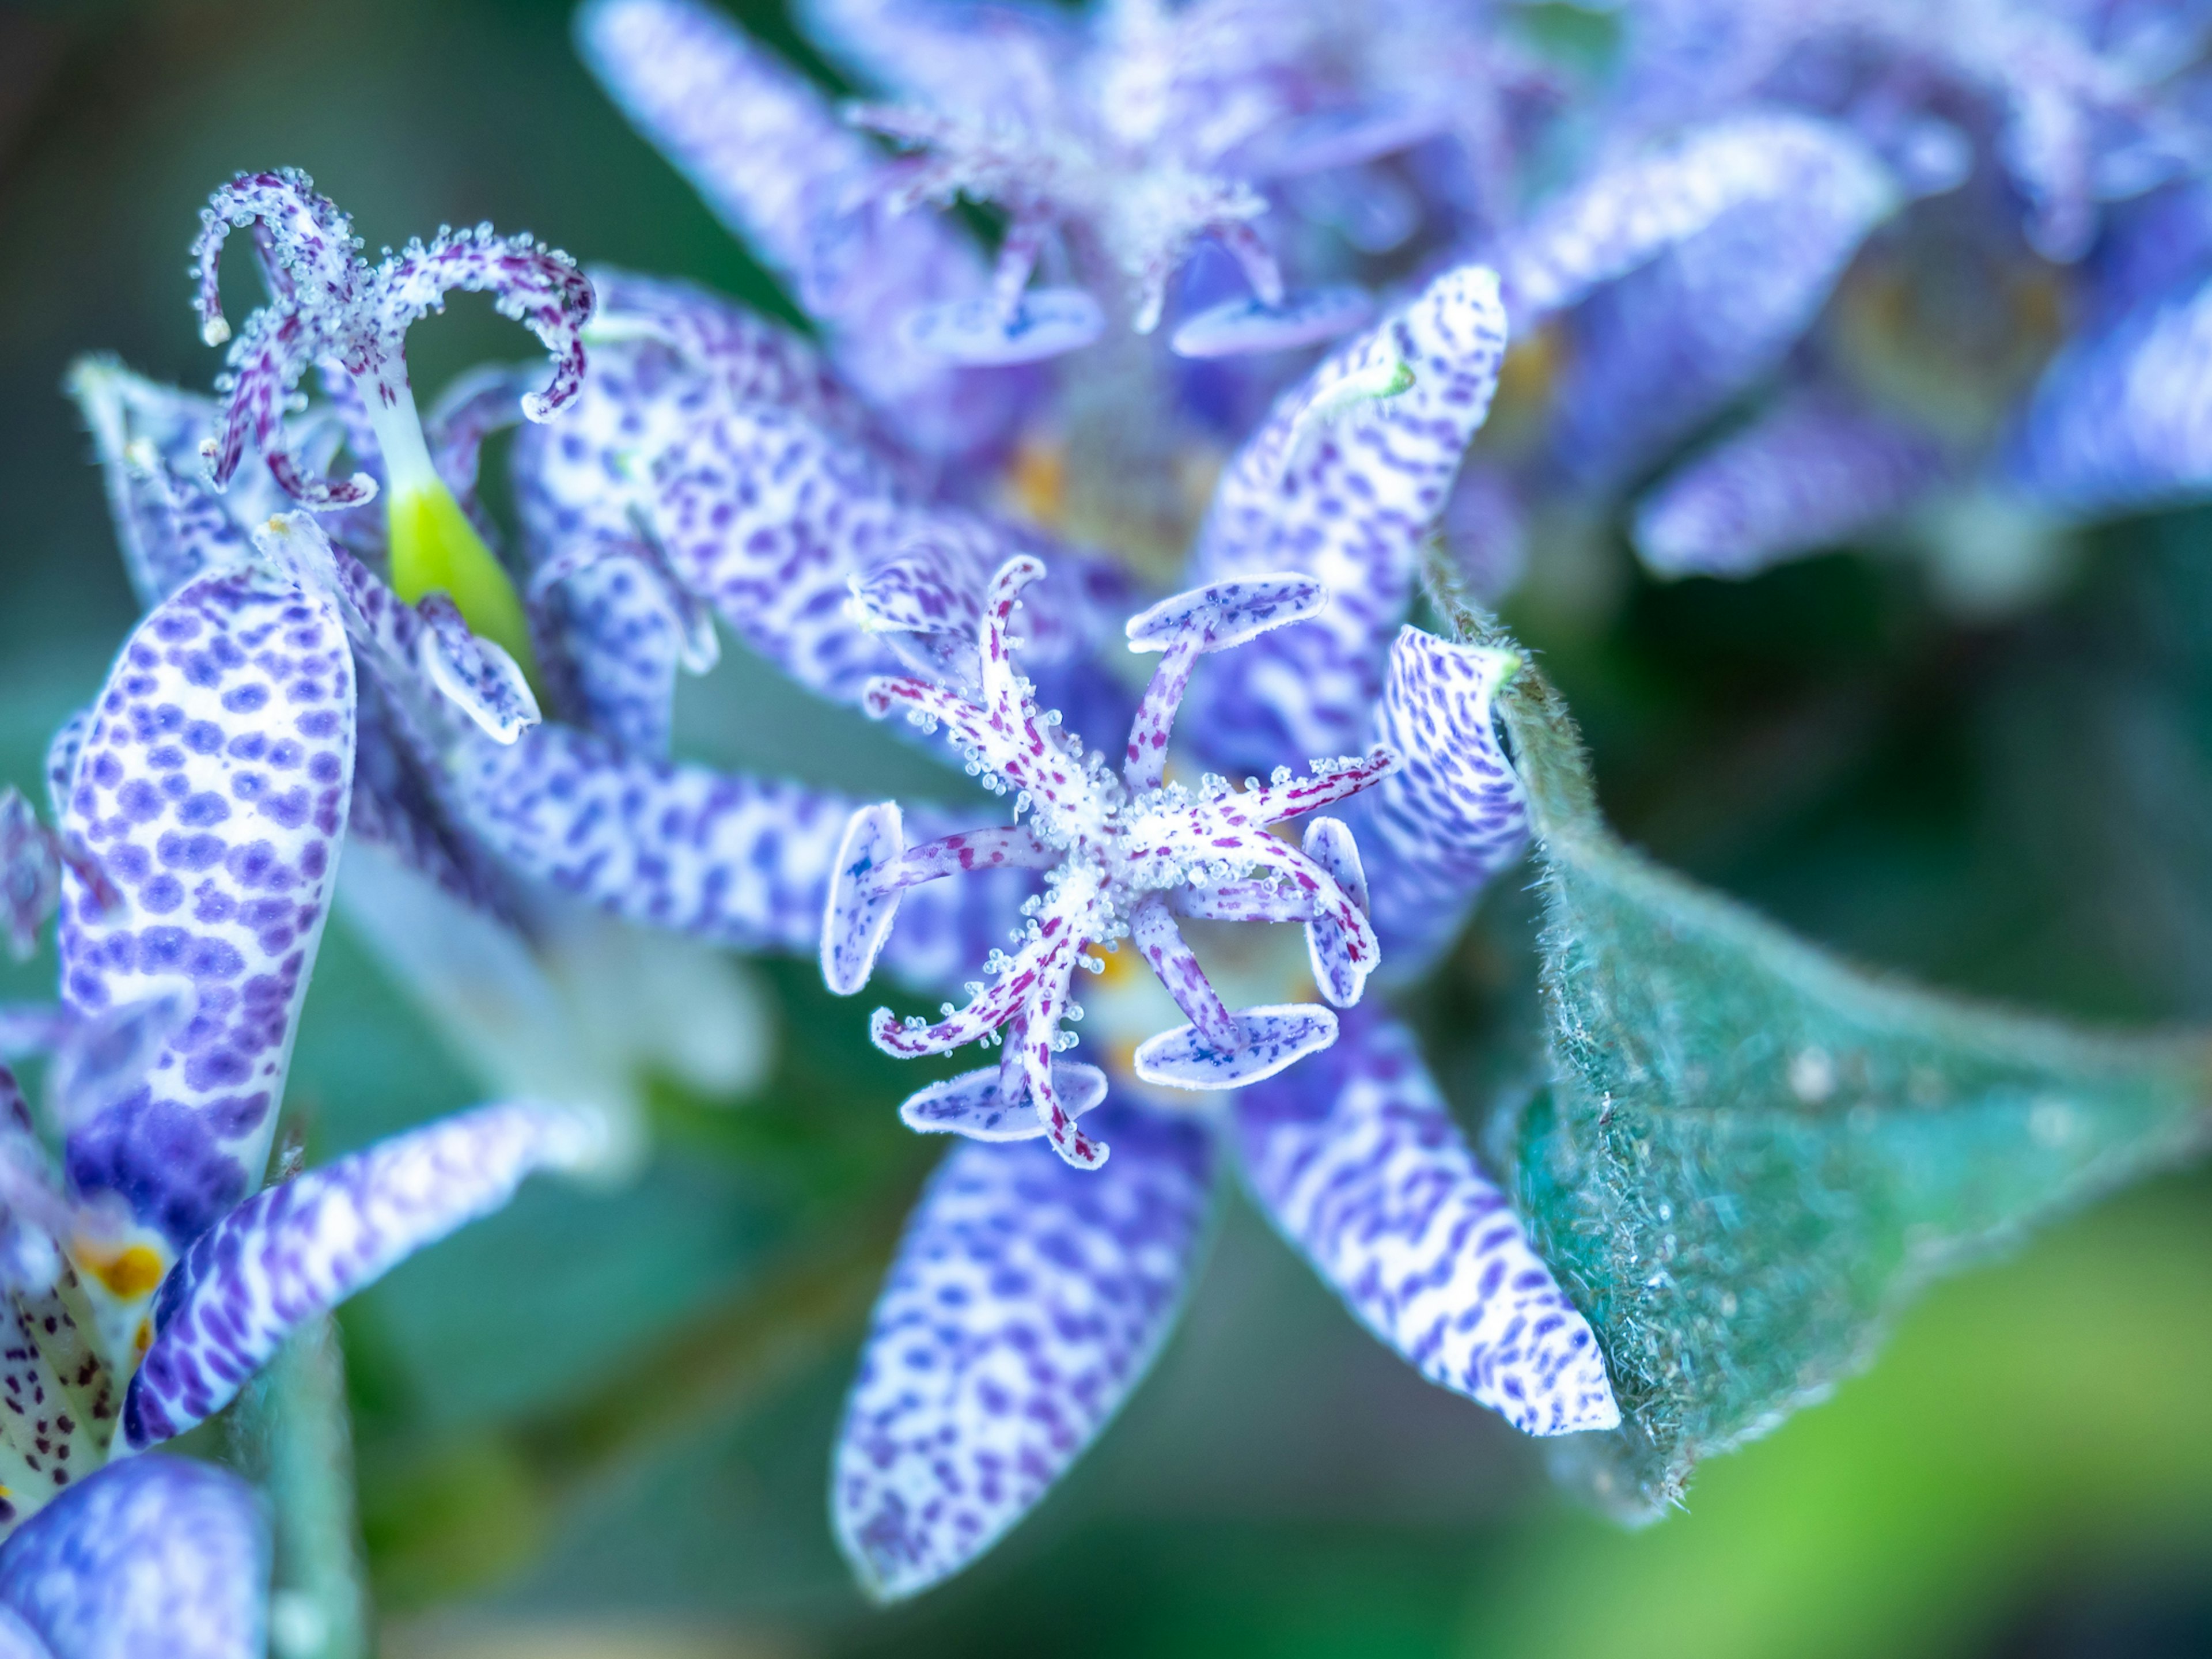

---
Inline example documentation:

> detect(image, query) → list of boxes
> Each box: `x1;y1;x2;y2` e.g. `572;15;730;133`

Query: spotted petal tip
1124;574;1329;654
899;1061;1107;1141
900;289;1105;365
823;803;905;997
1133;1003;1340;1090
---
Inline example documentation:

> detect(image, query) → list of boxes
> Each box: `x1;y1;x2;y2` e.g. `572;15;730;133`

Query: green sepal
387;480;539;682
1421;547;2212;1519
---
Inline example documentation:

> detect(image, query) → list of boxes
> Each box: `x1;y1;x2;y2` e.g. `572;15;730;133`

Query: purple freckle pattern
1232;1011;1619;1437
832;1107;1214;1602
1357;627;1530;980
57;569;354;1250
1635;391;1943;579
0;1265;119;1531
1186;264;1511;777
454;721;1022;990
0;1455;267;1659
574;0;1018;461
123;1101;585;1449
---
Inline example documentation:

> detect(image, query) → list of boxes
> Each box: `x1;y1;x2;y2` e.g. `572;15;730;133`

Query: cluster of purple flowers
2;0;2209;1645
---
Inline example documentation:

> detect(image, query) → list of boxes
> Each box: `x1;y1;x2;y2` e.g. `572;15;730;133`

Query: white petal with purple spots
832;1108;1214;1601
0;1455;266;1659
122;1101;599;1449
1357;627;1528;979
1186;264;1510;776
58;569;354;1254
1232;1012;1618;1436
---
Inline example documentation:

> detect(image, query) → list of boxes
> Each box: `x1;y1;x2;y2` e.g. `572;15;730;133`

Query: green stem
231;1316;373;1659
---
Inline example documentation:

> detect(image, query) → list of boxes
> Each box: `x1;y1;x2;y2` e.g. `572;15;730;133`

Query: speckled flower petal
1503;113;1889;321
57;568;354;1254
1132;1002;1339;1089
575;0;1018;459
1549;120;1896;493
122;1101;596;1449
2008;274;2212;513
454;723;1021;988
832;1107;1214;1601
1185;264;1510;775
898;1060;1107;1141
649;406;909;702
1232;1010;1618;1436
65;360;274;609
1635;392;1945;578
1356;627;1527;979
0;1456;266;1659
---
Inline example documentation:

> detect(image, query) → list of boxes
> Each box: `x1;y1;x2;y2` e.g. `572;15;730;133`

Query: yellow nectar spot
999;434;1070;533
78;1243;165;1300
1094;946;1142;991
387;480;540;681
134;1318;153;1358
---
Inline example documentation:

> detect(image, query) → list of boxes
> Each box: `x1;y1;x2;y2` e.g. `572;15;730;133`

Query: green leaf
1422;551;2212;1518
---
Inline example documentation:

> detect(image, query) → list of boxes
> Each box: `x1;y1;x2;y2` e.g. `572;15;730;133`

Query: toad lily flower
823;559;1396;1169
193;166;593;670
446;200;1617;1593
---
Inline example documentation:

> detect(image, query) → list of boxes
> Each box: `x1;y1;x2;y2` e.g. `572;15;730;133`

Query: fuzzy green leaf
1422;553;2212;1519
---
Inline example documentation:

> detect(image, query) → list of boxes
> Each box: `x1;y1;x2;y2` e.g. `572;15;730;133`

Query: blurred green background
5;2;2212;1654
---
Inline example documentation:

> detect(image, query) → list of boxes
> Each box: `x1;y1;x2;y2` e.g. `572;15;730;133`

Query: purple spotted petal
58;569;354;1253
897;1061;1108;1141
1503;112;1889;321
46;984;196;1132
1635;392;1946;578
0;1609;46;1658
901;289;1107;366
1170;286;1374;359
1131;1003;1339;1089
1355;627;1526;979
1549;120;1897;493
0;1456;266;1659
649;406;914;702
1232;1010;1618;1435
589;268;878;430
122;1101;595;1449
65;360;276;609
1185;264;1509;776
453;723;1021;988
832;1106;1214;1601
41;715;90;832
2008;274;2212;513
575;0;1020;459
